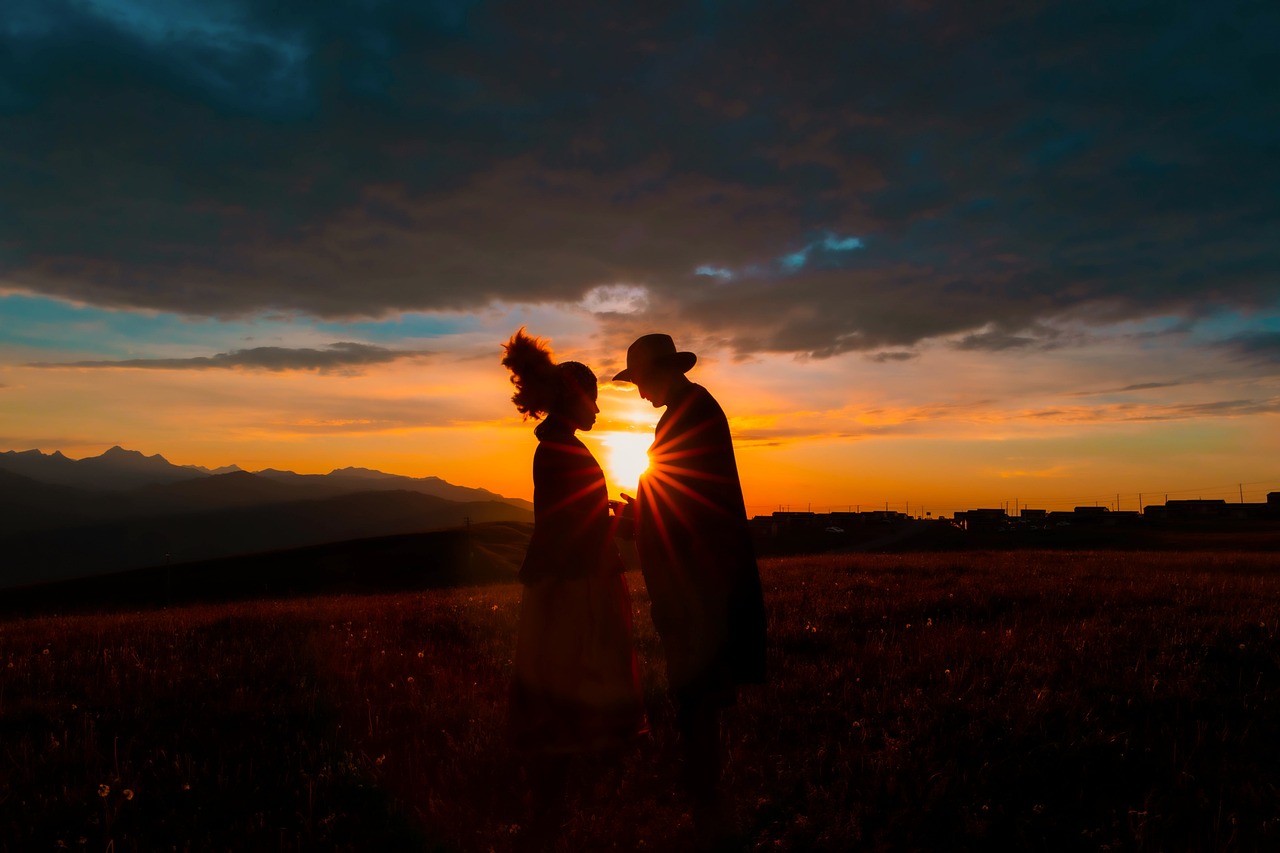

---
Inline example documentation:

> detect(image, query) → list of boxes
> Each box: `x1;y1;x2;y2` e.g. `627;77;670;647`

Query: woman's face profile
561;382;600;432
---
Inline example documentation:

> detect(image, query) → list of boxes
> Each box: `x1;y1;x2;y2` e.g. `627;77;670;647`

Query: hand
610;493;636;539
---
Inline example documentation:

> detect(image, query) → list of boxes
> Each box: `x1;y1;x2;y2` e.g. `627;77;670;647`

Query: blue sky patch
778;232;865;272
0;294;471;360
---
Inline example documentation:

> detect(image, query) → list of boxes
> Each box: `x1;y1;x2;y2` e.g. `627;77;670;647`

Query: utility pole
1240;483;1245;503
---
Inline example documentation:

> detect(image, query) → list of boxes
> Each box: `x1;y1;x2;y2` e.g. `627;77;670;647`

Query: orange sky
3;300;1277;519
3;3;1279;522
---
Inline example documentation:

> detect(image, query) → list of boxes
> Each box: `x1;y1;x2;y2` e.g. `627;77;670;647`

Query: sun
597;431;653;495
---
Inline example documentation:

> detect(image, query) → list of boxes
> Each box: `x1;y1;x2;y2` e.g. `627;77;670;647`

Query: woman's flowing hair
502;328;597;422
502;327;558;420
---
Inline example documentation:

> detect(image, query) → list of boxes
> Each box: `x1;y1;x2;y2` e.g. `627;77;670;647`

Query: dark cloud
25;342;431;373
1023;397;1280;422
1069;380;1188;397
955;330;1041;352
1216;331;1280;366
867;351;918;363
2;1;1277;357
1133;398;1280;419
1116;382;1184;392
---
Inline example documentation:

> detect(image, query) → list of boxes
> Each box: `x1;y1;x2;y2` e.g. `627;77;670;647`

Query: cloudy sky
2;0;1278;516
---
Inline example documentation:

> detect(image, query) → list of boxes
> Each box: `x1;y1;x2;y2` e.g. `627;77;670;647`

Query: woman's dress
510;419;647;754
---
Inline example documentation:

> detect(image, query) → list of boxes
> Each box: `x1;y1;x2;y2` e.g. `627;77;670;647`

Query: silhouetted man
614;333;767;835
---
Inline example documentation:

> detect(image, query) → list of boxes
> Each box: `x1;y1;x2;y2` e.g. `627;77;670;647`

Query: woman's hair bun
501;327;558;419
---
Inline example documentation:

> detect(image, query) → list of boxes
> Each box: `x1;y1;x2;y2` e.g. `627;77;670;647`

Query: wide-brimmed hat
613;333;697;383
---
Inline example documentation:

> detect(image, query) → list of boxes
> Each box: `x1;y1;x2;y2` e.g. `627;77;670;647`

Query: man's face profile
633;368;674;408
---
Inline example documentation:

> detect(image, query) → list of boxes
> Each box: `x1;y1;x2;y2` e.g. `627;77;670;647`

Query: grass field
3;550;1279;851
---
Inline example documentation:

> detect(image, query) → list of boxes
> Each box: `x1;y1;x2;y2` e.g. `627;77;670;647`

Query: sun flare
598;431;653;495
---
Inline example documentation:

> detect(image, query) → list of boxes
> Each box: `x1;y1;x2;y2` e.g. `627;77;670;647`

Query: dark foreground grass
2;550;1279;851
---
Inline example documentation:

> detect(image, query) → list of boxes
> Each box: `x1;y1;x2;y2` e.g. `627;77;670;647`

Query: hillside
0;491;532;588
0;468;125;535
0;446;534;589
1;522;534;616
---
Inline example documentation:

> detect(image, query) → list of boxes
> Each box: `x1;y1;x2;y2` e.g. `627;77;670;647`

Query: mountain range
0;446;529;505
0;447;533;589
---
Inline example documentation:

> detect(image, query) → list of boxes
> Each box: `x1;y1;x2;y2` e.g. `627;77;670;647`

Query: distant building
1165;499;1228;520
859;510;907;523
1145;497;1278;522
750;509;911;536
1036;506;1096;526
772;511;817;525
748;488;1279;541
751;511;816;537
954;508;1006;530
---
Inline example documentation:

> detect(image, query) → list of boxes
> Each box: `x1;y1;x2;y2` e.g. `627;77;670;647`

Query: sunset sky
2;1;1278;518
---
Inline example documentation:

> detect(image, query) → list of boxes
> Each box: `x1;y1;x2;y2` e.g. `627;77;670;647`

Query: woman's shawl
519;422;622;584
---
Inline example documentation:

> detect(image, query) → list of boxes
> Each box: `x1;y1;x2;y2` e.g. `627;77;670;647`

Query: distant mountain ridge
0;446;534;589
191;464;246;475
0;446;530;509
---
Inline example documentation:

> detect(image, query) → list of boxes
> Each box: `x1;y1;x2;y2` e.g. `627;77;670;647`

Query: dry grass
3;550;1279;851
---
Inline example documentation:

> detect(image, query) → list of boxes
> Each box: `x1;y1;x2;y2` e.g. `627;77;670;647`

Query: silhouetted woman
500;328;647;841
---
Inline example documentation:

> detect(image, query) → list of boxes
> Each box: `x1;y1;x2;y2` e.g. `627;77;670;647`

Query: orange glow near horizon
3;327;1278;520
594;430;653;497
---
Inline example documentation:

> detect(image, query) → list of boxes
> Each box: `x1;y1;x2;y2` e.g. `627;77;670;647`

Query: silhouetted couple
501;329;767;846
